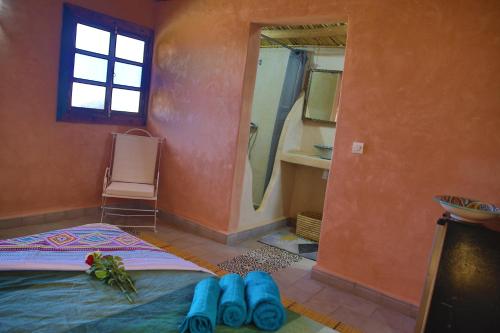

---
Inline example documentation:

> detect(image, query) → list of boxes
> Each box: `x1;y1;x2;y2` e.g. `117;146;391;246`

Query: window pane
115;35;145;63
73;53;108;82
71;82;106;109
75;24;110;55
113;62;142;87
111;88;140;113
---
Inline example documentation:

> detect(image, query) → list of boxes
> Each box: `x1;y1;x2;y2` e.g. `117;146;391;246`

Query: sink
313;144;333;160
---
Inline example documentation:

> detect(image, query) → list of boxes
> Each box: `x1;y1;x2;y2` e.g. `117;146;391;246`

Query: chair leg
100;195;157;232
100;196;107;223
153;198;158;233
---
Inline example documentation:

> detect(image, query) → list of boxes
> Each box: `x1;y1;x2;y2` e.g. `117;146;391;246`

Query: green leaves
94;270;108;280
84;251;137;303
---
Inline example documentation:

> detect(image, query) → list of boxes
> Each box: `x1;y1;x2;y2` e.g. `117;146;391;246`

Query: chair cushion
104;182;155;198
111;134;159;184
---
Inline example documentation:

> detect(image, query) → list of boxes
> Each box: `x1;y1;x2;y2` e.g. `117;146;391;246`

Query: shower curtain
264;50;308;189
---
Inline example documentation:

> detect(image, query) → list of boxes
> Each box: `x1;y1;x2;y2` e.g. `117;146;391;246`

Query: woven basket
296;212;322;242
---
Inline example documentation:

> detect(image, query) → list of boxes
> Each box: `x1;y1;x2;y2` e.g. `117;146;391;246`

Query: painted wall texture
1;0;498;307
150;0;500;304
0;0;154;218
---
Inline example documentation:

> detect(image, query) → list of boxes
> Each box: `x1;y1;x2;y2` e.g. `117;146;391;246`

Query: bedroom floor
0;215;416;333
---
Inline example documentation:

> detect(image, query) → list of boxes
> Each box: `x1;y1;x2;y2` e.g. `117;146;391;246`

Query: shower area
238;24;346;250
248;37;307;208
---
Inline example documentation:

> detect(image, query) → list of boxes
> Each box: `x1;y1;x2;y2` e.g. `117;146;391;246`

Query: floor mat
217;244;301;276
259;229;318;260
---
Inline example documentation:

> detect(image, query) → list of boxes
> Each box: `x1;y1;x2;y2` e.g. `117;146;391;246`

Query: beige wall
306;47;345;71
237;95;306;231
300;47;344;154
0;0;154;218
249;48;289;206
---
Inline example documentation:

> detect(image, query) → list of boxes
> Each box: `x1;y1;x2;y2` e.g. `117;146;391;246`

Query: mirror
302;69;342;124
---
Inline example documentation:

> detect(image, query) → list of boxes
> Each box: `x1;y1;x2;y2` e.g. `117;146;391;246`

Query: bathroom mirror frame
302;69;343;126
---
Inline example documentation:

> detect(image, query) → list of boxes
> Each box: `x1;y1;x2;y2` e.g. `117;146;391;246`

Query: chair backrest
110;132;160;185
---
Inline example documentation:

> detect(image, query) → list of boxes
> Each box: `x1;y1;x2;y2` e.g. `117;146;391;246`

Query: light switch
352;142;364;154
322;170;329;180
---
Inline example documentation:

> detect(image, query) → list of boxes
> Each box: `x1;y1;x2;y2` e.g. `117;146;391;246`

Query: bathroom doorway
243;23;347;260
248;24;346;210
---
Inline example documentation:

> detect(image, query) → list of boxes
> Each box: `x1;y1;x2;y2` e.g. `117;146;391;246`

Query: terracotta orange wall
0;0;154;218
150;0;500;304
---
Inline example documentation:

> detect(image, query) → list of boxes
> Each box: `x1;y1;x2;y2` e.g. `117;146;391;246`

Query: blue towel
217;273;247;327
179;277;221;333
244;271;286;331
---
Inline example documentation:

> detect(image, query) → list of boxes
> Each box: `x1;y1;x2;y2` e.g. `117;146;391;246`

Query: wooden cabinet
416;218;500;332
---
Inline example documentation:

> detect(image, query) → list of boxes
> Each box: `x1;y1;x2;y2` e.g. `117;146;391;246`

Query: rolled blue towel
179;277;221;333
217;273;247;327
244;271;286;331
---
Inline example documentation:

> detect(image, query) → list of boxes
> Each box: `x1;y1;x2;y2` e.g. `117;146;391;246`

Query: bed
0;223;338;332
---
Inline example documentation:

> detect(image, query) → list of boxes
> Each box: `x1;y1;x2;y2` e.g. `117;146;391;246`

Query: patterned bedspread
0;224;339;332
0;223;210;272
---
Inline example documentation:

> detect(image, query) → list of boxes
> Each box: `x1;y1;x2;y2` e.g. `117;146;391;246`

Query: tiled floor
0;216;416;333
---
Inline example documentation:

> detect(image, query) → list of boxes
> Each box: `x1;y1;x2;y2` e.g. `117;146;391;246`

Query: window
56;4;154;125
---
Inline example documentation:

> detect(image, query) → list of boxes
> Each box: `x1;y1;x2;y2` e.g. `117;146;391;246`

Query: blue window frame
56;4;154;125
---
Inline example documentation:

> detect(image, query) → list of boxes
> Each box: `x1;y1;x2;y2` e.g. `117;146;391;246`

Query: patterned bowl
433;195;500;223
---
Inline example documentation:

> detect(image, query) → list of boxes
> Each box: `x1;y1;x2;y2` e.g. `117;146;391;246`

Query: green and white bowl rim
313;144;333;150
433;195;500;215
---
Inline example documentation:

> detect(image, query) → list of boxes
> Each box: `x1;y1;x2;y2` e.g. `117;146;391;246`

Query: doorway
242;22;347;260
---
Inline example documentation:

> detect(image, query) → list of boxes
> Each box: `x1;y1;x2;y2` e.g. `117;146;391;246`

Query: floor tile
315;285;379;317
303;296;340;315
359;316;399;333
274;272;324;303
272;265;310;288
331;306;370;329
370;307;416;333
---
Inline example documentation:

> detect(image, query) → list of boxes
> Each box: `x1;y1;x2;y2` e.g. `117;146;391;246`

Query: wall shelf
280;150;331;170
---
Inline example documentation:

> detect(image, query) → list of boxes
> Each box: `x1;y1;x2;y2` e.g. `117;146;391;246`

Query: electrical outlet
352;142;364;154
322;170;329;180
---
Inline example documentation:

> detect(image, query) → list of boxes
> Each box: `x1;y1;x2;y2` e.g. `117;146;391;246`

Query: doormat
217;244;301;276
259;229;318;260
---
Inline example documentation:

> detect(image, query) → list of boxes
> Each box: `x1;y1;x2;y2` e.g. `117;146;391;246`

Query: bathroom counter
280;150;331;170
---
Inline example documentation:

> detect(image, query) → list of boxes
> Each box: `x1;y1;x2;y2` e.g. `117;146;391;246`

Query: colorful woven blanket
0;223;210;273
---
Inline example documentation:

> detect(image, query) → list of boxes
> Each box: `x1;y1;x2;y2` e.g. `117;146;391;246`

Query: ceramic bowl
314;144;333;160
433;195;500;223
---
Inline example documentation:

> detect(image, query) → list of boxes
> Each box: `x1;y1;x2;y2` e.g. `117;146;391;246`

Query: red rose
85;254;94;266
